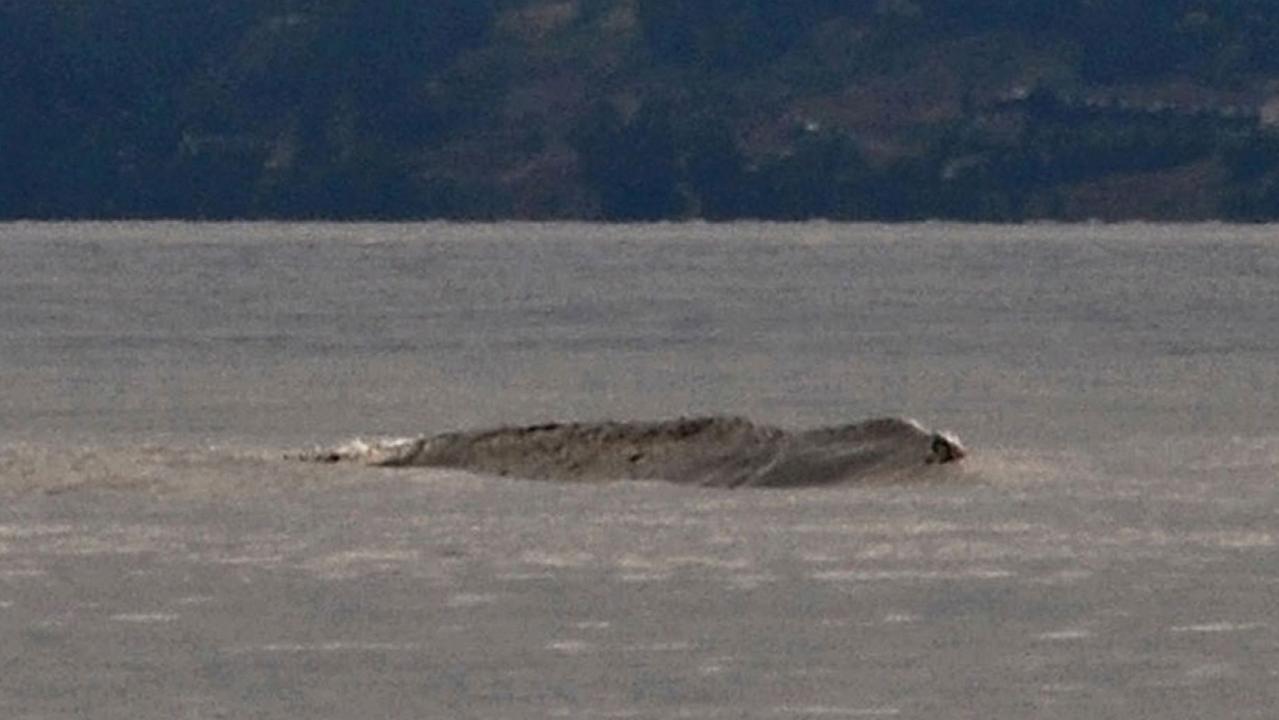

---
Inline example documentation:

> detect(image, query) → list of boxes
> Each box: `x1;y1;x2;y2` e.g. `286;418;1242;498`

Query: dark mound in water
302;416;966;488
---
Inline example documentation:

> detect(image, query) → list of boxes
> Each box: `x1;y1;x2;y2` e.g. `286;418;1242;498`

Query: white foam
813;567;1015;582
210;554;285;566
229;641;419;654
0;524;74;539
664;555;752;570
304;548;419;578
882;613;919;624
623;641;694;652
519;550;594;568
110;612;179;624
1190;531;1275;549
1034;629;1092;641
175;595;215;606
770;707;900;717
1170;621;1266;634
495;571;556;581
617;572;671;583
546;640;593;655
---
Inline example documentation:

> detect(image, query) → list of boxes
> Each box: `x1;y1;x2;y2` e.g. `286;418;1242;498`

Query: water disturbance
1;222;1276;719
301;416;966;487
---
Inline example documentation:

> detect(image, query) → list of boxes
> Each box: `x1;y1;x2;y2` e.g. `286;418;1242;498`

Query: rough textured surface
304;416;965;487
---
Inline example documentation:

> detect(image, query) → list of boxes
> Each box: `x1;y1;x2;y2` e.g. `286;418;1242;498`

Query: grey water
0;222;1276;718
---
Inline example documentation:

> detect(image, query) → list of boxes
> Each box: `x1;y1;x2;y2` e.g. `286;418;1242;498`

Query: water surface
0;222;1275;718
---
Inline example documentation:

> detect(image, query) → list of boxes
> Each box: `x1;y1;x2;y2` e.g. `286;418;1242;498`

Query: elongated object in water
302;416;966;487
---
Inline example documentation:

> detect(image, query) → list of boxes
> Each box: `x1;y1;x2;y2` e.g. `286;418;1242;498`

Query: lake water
0;222;1276;718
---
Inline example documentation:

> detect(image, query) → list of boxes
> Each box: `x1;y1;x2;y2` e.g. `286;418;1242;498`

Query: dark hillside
4;0;1279;220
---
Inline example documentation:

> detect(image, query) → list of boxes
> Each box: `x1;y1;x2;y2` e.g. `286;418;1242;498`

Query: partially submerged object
301;416;966;488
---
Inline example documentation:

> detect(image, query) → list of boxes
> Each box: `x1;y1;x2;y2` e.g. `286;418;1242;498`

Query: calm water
0;222;1276;718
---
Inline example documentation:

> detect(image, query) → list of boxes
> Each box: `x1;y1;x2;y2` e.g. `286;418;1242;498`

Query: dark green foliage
4;0;1279;220
750;131;870;220
637;0;840;71
1221;130;1279;181
0;0;495;218
571;102;684;220
680;115;750;220
1218;129;1279;220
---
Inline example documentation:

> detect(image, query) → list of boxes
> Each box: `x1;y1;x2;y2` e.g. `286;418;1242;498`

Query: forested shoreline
5;0;1279;221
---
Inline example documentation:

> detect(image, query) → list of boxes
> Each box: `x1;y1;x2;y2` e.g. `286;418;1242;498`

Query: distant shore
6;3;1279;222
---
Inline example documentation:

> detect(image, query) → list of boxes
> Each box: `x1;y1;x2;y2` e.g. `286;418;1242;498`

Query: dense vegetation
4;0;1279;220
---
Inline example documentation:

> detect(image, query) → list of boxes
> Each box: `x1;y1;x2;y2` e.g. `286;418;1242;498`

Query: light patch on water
934;540;1018;561
208;554;284;566
0;568;46;578
38;524;173;556
1040;683;1089;694
573;620;611;630
495;571;557;581
882;613;919;624
726;573;776;590
665;555;752;570
989;521;1043;534
1170;621;1267;634
616;554;660;570
1099;528;1175;548
813;567;1014;582
1190;531;1275;549
1185;662;1237;680
1029;568;1093;585
304;548;418;578
594;512;709;529
707;532;740;547
110;612;179;624
228;641;420;654
623;641;694;652
175;595;215;605
323;549;419;563
770;706;900;717
1035;629;1092;641
519;550;594;568
546;639;593;655
549;709;643;719
856;543;919;561
970;448;1097;488
791;521;962;537
610;553;748;571
617;572;671;583
698;656;734;676
445;593;498;608
0;524;74;539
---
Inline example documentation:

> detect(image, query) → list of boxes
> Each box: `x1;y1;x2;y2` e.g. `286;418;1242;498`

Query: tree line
4;0;1279;220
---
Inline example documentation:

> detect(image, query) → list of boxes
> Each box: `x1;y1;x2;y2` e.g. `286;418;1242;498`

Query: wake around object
299;416;966;488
